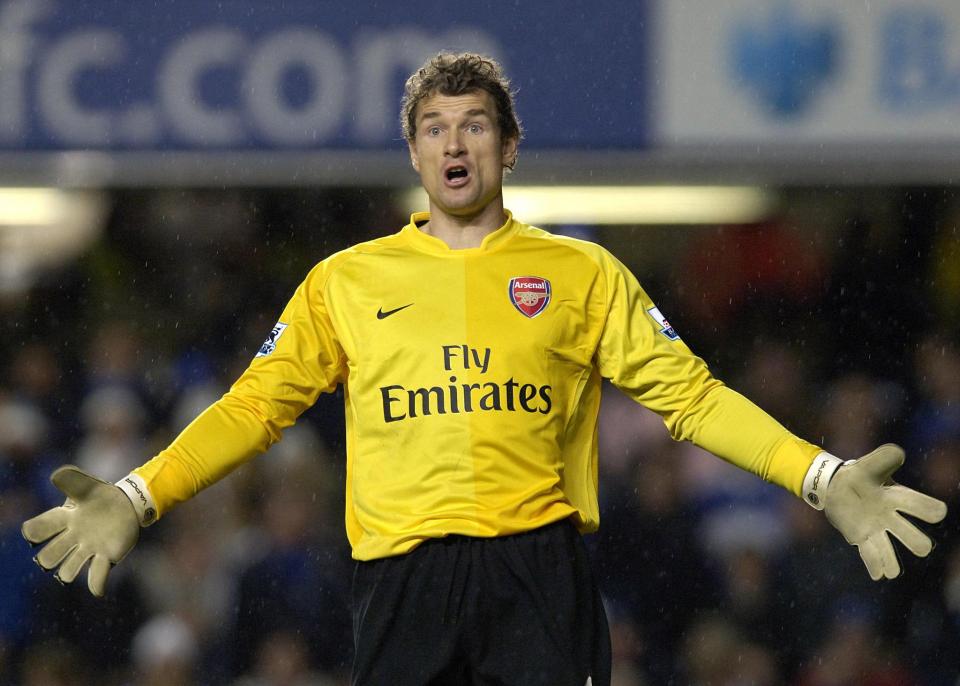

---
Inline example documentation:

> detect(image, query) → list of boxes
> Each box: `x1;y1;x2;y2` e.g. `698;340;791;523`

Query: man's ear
408;141;420;172
502;135;519;170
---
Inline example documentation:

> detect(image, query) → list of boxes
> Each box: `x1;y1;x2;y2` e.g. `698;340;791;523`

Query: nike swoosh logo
376;303;413;319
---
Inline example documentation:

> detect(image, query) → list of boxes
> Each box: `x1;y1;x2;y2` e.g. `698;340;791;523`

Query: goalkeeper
23;53;947;686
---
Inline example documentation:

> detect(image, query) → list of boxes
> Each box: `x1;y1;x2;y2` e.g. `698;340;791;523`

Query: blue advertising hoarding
0;0;652;152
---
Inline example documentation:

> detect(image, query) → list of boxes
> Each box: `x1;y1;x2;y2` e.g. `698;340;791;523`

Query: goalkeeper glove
22;465;140;597
803;444;947;580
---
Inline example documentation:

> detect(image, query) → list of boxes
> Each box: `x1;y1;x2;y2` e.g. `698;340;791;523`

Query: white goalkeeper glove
22;465;140;597
803;444;947;581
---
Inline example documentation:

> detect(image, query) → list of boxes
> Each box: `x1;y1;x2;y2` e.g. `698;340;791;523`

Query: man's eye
468;124;483;134
428;127;441;136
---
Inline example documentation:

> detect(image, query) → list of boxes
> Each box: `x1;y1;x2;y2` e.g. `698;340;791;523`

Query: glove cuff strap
116;473;159;526
802;452;844;510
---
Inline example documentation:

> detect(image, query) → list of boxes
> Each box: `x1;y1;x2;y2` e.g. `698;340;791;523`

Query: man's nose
444;130;464;156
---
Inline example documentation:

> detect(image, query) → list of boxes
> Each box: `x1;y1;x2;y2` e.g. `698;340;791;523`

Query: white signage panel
656;0;960;144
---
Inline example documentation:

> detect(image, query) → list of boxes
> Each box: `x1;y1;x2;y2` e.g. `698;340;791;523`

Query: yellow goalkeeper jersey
133;211;821;560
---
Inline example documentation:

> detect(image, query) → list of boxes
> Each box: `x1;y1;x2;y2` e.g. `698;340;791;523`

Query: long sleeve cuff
801;452;845;510
116;473;159;526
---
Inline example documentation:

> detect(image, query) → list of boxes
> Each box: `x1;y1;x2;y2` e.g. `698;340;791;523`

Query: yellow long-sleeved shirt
131;211;821;560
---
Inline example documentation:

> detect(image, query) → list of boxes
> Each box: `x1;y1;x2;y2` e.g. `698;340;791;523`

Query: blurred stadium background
1;1;959;684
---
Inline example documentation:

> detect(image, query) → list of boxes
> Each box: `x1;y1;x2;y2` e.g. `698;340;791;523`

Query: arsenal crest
509;276;551;318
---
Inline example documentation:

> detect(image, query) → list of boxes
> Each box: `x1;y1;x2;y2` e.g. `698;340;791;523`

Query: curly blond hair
401;53;522;167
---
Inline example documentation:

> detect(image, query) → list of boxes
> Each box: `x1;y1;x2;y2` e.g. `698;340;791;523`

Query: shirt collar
401;209;519;255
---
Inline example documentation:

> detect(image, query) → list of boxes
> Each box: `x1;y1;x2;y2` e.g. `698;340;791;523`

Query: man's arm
593;250;946;579
23;260;347;595
593;250;818;492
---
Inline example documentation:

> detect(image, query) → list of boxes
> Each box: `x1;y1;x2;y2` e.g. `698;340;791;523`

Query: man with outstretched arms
23;53;947;686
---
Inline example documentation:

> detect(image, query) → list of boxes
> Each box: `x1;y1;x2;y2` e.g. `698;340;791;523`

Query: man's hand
824;444;947;581
22;465;139;597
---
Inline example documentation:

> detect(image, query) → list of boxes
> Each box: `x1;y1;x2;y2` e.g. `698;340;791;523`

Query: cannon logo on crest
509;276;551;318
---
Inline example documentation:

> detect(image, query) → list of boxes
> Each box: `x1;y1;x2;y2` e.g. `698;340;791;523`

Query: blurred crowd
1;188;958;685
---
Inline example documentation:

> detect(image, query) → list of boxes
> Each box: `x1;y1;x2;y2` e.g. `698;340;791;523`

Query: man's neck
420;198;506;250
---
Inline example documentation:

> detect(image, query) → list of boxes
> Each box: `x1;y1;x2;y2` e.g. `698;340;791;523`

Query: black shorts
351;519;611;686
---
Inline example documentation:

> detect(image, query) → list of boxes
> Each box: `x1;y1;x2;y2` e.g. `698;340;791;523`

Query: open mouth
444;166;469;186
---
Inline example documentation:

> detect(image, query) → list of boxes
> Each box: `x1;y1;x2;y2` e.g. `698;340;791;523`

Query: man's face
408;90;518;220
